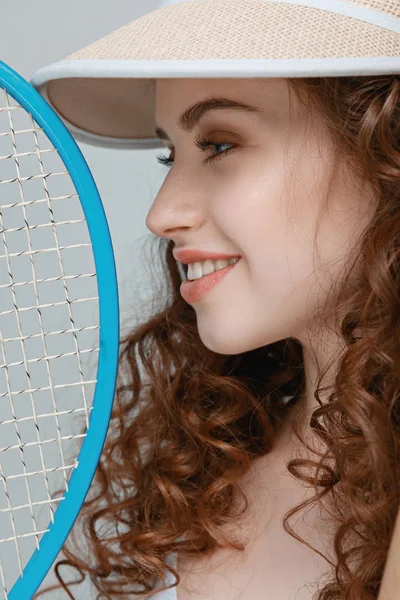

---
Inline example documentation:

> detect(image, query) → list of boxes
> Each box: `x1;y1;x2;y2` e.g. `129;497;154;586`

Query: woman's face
146;78;375;356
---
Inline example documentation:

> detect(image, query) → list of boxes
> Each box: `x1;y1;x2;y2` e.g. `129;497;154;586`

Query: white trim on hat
32;57;400;87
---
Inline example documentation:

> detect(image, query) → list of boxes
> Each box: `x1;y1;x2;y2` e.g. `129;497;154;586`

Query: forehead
155;78;295;129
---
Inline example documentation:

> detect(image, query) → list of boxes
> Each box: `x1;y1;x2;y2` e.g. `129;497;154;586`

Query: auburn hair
36;75;400;600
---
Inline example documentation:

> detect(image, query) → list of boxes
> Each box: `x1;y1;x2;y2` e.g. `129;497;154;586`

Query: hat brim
29;0;400;150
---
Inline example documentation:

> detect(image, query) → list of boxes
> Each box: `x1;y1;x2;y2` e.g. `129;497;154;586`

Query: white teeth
202;259;216;276
187;257;239;281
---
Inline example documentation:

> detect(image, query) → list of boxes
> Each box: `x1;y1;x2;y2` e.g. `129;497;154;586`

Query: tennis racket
0;60;120;600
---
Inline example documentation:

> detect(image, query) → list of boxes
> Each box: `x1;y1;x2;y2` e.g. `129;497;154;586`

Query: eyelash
156;134;238;168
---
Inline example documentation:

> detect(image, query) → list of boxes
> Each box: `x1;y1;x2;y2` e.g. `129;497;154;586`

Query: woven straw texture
62;0;400;62
348;0;399;17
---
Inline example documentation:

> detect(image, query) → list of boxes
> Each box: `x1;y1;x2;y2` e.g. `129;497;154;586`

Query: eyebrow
155;97;263;141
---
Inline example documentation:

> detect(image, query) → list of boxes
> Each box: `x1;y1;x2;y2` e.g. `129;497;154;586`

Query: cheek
211;193;308;303
210;155;287;235
210;144;333;291
211;160;314;279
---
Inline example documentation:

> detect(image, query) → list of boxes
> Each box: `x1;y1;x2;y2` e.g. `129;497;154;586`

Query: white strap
158;0;400;34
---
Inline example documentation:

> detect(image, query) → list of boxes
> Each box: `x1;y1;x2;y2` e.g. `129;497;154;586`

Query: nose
145;174;205;239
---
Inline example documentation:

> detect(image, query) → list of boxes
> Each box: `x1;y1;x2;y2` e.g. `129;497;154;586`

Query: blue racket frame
0;60;120;600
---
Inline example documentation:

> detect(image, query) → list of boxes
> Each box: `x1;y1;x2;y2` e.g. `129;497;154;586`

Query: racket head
0;60;120;600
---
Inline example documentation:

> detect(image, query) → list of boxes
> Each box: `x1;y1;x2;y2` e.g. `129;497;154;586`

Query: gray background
1;1;168;597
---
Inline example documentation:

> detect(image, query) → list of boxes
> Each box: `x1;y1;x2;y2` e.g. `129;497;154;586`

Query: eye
156;135;238;168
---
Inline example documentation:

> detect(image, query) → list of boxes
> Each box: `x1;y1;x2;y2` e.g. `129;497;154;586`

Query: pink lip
173;249;241;265
180;259;240;303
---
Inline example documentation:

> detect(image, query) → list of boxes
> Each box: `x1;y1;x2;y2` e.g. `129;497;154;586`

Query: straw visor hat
30;0;400;150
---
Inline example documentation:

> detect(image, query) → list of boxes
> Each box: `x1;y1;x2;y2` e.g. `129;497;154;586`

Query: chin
198;328;259;356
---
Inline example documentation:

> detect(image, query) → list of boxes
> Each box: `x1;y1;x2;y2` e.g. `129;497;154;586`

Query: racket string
0;429;90;455
2;90;51;560
0;193;80;210
0;84;101;598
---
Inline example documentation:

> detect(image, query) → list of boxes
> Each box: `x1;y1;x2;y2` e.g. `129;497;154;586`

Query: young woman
31;1;400;598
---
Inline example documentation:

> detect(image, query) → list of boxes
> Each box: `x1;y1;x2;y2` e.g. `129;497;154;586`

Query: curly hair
36;75;400;600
